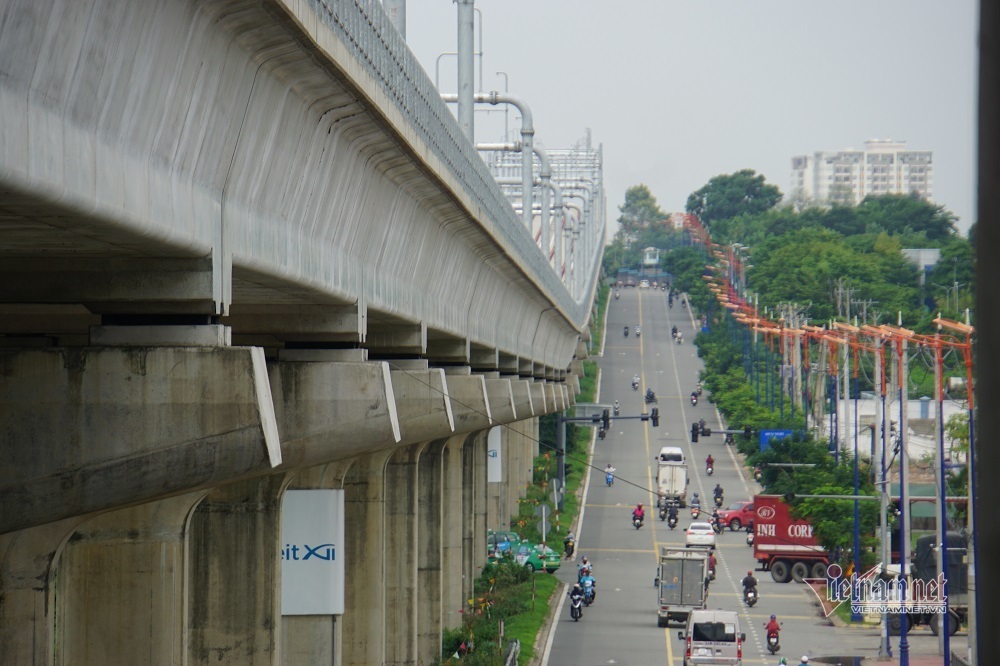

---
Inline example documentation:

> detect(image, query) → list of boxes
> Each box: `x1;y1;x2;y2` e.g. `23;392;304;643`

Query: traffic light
651;408;659;427
602;408;610;431
744;425;752;439
782;492;795;503
702;426;711;437
691;423;699;443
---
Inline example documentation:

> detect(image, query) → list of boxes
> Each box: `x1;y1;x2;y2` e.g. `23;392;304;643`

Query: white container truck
656;547;708;626
655;446;689;509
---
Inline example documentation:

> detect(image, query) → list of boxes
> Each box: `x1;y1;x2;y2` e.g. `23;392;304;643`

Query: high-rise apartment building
790;139;933;206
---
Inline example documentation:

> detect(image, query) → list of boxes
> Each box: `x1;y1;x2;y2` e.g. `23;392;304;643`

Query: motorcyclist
714;484;724;501
800;658;810;664
635;325;640;337
671;326;678;338
605;464;617;485
667;502;679;523
742;570;759;596
707;549;717;577
579;570;597;602
632;374;640;389
766;614;781;637
578;556;592;579
645;388;656;402
711;508;722;531
690;493;701;511
569;582;584;603
632;503;645;526
624;325;629;337
676;332;683;344
705;454;714;469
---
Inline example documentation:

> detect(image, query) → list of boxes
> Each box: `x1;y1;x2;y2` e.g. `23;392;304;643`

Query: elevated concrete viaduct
0;0;600;664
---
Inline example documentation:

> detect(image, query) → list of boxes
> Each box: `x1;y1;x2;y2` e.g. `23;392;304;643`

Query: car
486;530;522;556
639;279;650;289
717;500;755;531
685;522;717;548
677;609;746;665
511;541;561;573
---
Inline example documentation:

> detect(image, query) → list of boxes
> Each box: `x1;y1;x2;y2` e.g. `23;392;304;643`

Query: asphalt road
541;287;964;665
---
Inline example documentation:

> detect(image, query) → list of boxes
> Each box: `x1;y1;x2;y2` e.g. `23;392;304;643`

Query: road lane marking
666;624;675;666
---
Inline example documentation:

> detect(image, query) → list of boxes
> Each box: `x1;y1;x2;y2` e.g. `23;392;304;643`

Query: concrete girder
390;367;455;444
267;359;401;468
469;344;498;371
443;371;493;433
0;258;218;315
367;321;427;356
0;346;279;535
497;352;519;374
224;304;365;344
425;330;470;365
0;304;100;339
510;379;536;418
529;381;548;415
484;378;517;423
518;357;533;377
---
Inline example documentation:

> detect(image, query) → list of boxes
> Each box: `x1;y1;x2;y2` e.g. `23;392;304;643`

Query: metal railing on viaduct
0;1;601;664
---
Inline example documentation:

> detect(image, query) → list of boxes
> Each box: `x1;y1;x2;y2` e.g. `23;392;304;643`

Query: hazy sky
405;1;979;238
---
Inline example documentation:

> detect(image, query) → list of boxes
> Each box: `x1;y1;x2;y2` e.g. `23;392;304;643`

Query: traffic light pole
556;409;660;506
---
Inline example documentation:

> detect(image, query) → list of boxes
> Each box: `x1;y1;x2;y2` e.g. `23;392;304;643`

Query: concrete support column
384;444;424;665
54;493;205;665
342;452;392;665
281;461;354;666
440;435;466;629
461;432;488;596
417;441;446;663
188;476;284;665
0;517;82;665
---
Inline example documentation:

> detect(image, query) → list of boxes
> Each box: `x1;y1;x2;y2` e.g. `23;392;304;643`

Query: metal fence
503;639;521;666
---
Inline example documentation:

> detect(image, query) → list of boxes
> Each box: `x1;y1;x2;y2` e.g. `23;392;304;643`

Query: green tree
685;170;783;227
617;184;664;239
854;194;958;243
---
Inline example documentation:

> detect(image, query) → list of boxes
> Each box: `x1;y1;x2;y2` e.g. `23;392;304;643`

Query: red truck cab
717;500;754;530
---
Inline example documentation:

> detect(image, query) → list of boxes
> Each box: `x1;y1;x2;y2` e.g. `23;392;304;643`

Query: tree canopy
685;169;783;227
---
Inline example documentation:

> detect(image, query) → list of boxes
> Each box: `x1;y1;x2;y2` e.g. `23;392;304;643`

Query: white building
790;139;933;207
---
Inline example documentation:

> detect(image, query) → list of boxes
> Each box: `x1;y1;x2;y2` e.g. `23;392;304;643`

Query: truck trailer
752;495;829;583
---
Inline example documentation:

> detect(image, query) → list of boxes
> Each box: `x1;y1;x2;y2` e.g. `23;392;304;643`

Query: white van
677;609;745;665
656;446;686;464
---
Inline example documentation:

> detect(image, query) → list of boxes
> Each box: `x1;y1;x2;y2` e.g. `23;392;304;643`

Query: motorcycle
632;514;644;530
708;567;716;582
691;506;700;519
711;519;723;535
645;390;657;404
598;427;606;440
624;326;629;337
606;471;614;487
582;580;596;606
613;403;620;417
706;465;714;476
676;333;683;344
667;514;678;530
766;631;781;654
690;394;698;406
744;588;758;607
564;537;575;558
725;434;735;446
614;291;620;301
714;495;724;508
746;525;754;547
632;378;640;391
570;595;583;621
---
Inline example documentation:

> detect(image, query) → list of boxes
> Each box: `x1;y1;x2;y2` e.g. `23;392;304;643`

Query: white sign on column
487;426;503;482
281;489;345;615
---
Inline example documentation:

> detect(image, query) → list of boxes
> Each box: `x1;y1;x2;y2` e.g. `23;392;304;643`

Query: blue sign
759;429;795;451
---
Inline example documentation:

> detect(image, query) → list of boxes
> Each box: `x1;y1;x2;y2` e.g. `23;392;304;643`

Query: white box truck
657;547;708;626
655;446;689;509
